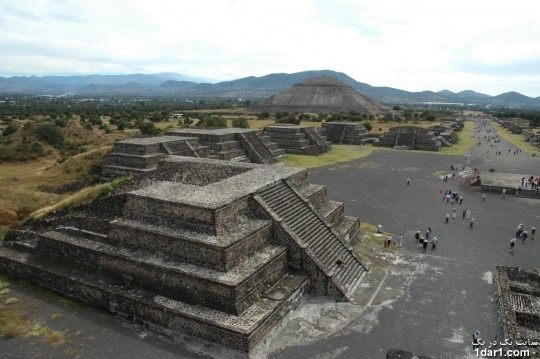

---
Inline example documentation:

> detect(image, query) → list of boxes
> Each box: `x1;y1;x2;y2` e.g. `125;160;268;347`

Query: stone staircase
303;126;331;153
256;132;286;159
237;131;278;164
166;128;282;164
0;158;367;352
101;136;208;180
263;125;331;156
321;122;370;145
257;181;368;299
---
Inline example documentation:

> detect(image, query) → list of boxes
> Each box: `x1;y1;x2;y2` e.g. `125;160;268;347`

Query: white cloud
1;0;539;96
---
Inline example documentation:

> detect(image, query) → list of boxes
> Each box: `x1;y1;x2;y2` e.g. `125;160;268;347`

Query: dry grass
283;144;374;168
439;120;476;155
0;147;113;235
0;276;65;346
492;122;540;156
29;183;109;220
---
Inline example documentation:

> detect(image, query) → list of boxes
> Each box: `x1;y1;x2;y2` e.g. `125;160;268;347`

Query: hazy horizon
2;0;539;97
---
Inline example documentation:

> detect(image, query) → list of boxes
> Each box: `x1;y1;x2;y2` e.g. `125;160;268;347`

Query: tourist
502;188;506;198
466;209;471;220
521;231;528;244
481;193;486;202
415;231;420;242
452;208;457;220
459;195;463;205
431;236;438;249
469;218;475;229
445;214;449;224
473;330;482;350
422;238;428;253
510;237;516;252
406;178;410;186
531;227;536;240
462;209;466;220
398;233;403;247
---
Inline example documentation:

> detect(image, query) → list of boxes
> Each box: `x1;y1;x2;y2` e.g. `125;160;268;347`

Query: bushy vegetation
2;123;19;136
33;124;64;146
232;117;249;128
197;116;227;127
490;109;540;127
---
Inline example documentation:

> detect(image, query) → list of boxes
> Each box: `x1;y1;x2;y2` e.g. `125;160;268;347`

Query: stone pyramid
252;76;381;115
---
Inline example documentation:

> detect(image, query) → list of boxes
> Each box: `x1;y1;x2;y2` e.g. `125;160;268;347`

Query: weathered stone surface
493;266;540;356
0;157;367;352
264;125;331;156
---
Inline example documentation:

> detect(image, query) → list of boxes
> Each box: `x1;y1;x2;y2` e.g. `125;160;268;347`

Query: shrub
2;123;19;136
363;122;373;131
33;124;64;146
198;117;227;127
232;117;249;128
138;122;160;135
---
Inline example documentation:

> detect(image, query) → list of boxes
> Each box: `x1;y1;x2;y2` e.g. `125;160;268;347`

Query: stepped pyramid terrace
263;124;332;155
319;121;373;145
101;128;285;180
251;76;382;116
0;157;368;353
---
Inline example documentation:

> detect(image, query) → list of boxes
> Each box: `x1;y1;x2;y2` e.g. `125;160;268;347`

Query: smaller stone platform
480;172;540;199
263;125;331;155
101;136;208;180
320;121;371;145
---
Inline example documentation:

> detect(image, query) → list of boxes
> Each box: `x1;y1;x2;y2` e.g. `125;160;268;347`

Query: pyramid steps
258;182;368;299
0;247;309;353
36;230;287;315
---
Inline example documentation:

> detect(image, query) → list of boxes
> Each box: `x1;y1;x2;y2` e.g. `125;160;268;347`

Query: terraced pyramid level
0;157;368;353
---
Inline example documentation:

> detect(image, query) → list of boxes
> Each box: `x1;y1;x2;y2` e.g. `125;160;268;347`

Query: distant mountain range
1;70;539;108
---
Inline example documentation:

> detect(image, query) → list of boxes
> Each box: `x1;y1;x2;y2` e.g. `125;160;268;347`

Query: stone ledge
0;248;309;353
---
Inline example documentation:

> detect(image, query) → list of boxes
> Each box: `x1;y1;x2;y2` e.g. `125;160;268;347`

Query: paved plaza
1;120;539;359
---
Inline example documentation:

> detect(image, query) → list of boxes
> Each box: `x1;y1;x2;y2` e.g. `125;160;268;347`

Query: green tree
232;117;249;128
34;124;64;146
2;123;19;136
138;122;160;135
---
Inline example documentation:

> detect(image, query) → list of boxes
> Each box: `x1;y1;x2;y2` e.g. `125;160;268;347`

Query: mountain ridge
1;70;539;108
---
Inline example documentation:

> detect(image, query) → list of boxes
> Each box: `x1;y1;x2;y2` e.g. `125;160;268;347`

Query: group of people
384;233;404;247
520;175;540;190
415;229;437;253
440;189;463;205
509;224;536;252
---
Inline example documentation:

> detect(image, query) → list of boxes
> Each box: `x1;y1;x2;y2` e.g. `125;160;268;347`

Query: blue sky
1;0;539;97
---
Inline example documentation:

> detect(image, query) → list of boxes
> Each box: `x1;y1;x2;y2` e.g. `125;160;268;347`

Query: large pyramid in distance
252;76;381;115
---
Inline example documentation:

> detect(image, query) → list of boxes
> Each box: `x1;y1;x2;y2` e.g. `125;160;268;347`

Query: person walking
415;231;420;242
481;193;486;202
466;209;471;220
452;208;457;220
469;218;475;229
397;233;403;247
462;209;466;220
431;236;438;249
422;238;428;253
406;178;410;186
472;330;481;350
445;213;450;224
521;231;528;244
531;227;536;240
510;237;516;252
